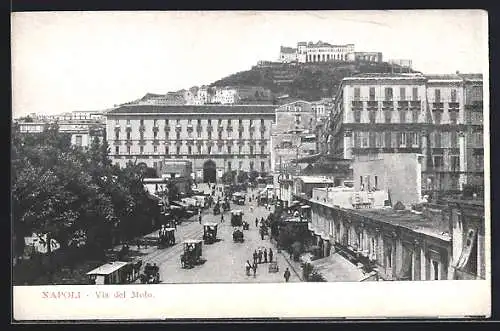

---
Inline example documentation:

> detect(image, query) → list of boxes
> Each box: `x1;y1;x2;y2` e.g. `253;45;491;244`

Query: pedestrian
258;249;263;264
255;218;259;227
260;228;265;240
269;248;273;263
221;214;224;223
199;214;202;224
246;260;252;276
284;268;291;282
252;261;257;277
253;250;258;265
264;248;268;263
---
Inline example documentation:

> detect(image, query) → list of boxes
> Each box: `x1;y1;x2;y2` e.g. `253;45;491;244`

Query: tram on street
231;209;244;227
87;261;132;285
158;226;176;248
180;239;204;269
202;222;218;244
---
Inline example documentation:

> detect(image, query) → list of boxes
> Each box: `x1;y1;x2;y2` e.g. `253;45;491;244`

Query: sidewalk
269;238;304;281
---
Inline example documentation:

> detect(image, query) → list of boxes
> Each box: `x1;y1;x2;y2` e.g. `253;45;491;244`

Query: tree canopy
12;125;159;259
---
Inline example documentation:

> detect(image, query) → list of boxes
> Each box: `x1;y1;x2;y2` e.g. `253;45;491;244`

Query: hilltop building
279;41;383;64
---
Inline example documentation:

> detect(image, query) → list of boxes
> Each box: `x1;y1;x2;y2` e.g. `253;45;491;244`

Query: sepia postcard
11;10;490;321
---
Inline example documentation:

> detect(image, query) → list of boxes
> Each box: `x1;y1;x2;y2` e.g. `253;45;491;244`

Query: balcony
175;125;182;132
382;101;393;109
125;126;132;133
367;101;378;108
249;125;255;132
226;125;233;131
164;126;170;132
152;139;160;145
196;125;202;132
260;126;266;132
217;125;224;132
113;140;122;145
139;125;146;132
152;125;159;133
114;126;121;133
432;102;444;109
448;102;460;110
207;125;213;132
397;101;409;109
238;125;244;132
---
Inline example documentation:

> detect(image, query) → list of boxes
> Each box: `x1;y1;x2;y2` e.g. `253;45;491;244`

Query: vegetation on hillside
211;61;415;101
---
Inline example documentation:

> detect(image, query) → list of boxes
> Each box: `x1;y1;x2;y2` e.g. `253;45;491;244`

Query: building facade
270;101;318;189
324;73;483;193
308;188;454;281
354;52;383;63
353;153;424;207
105;105;276;182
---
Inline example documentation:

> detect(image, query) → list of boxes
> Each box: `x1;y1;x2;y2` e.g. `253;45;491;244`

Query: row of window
351;131;462;149
116;118;267;126
114;144;267;155
351;109;459;125
352;87;459;102
115;129;266;141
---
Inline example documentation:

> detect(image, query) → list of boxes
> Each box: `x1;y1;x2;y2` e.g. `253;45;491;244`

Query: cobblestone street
132;185;299;283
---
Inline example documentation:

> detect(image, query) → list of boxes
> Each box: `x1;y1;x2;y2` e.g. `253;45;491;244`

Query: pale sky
11;10;488;118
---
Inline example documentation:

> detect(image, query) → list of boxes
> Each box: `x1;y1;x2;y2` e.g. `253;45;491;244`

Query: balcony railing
152;126;159;133
226;125;233;131
448;102;460;109
367;101;378;108
139;125;146;132
125;126;132;132
432;102;444;109
207;125;213;132
382;101;393;109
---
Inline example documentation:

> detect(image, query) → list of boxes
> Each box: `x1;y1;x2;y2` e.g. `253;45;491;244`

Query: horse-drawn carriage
232;228;244;243
213;203;221;215
180;239;204;269
140;263;160;284
202;222;218;244
231;209;243;227
158;226;176;248
232;192;245;205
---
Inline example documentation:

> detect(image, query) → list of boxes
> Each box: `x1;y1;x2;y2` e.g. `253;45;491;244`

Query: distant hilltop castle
279;41;383;64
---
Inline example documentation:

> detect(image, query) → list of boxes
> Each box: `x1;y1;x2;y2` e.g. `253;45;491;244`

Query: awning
310;253;366;282
455;227;477;270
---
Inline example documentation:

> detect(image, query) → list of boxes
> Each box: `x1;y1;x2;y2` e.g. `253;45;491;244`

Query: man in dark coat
269;248;274;263
284;268;291;282
258;249;263;264
264;248;268;263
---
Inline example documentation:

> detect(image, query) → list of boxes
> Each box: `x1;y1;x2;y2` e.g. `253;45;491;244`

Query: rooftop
295;176;335;184
349;208;451;241
107;104;277;115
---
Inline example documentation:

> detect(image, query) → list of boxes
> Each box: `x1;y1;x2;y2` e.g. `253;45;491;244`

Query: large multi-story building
324;73;484;194
105;105;276;182
279;41;385;64
461;74;484;187
270;101;317;173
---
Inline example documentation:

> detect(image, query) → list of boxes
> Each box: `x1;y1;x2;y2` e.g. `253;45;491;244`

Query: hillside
211;61;417;101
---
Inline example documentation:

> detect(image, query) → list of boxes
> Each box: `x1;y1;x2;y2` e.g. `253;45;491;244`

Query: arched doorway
203;160;216;183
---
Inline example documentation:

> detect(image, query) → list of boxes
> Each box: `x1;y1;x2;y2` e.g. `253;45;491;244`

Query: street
136;185;299;283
